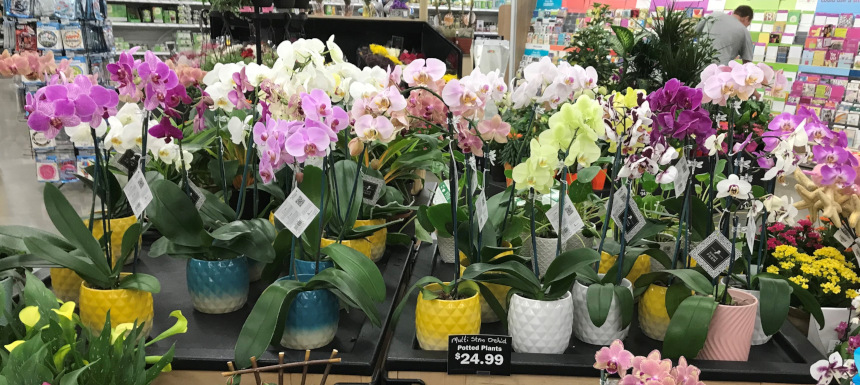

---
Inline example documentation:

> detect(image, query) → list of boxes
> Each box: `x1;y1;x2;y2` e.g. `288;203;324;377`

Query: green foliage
663;295;717;359
566;4;618;89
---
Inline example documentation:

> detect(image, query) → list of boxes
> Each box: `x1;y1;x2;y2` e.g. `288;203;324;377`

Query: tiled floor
0;79;91;231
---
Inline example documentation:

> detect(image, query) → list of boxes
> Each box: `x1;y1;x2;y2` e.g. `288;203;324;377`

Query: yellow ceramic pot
84;215;140;266
639;284;671;341
269;211;275;226
459;248;512;323
320;236;375;261
79;275;154;337
415;281;481;350
355;219;387;261
598;251;651;284
50;268;84;302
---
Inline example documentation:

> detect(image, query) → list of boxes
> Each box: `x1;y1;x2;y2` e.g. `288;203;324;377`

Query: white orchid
810;352;856;385
762;195;798;224
104;116;143;153
326;35;344;63
65;120;106;147
716;174;752;200
227;116;252;145
704;133;726;156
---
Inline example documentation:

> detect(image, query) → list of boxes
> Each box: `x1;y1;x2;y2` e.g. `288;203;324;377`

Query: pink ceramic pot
698;289;758;361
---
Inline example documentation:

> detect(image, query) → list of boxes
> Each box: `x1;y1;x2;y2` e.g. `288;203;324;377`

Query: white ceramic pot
508;292;573;353
571;274;632;345
738;289;772;345
808;307;852;354
436;235;457;264
522;234;592;278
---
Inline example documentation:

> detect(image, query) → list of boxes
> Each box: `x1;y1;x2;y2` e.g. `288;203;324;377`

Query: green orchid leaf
322;243;385;302
576;166;601;183
664;296;717;359
113;222;142;274
614;285;634;329
758;276;791;336
42;183;107;272
235;279;305;368
309;268;382;326
118;274;161;294
586;283;615;327
665;282;692;318
23;238;110;288
148;180;207;247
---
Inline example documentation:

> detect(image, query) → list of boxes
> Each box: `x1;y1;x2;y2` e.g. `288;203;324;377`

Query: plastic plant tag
274;188;320;238
124;169;152;218
836;226;854;248
433;181;450;205
674;156;689;198
475;191;488;231
690;231;734;278
746;214;756;253
611;188;645;240
362;174;384;205
112;149;141;175
185;180;206;210
545;194;583;243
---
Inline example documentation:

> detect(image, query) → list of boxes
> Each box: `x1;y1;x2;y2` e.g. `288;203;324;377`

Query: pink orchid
671;357;705;385
593;340;633;375
369;86;407;115
442;79;484;119
403;58;446;87
626;350;674;385
476;115;510;143
354;115;396;143
456;127;484;157
285;123;330;162
301;89;333;122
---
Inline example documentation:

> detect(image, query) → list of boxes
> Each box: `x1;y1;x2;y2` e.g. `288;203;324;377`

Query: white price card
361;174;385;205
475;191;488;231
674;156;689;198
433;182;451;205
274;188;320;238
836;226;855;248
123;169;152;218
546;194;584;243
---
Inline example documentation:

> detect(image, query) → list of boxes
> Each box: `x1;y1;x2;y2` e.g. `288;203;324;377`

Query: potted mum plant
22;183;159;337
462;248;601;353
147;179;276;314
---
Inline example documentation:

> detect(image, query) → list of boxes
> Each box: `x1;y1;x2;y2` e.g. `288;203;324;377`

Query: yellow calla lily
145;310;188;347
19;306;40;328
145;356;173;372
110;323;135;344
52;301;76;320
4;340;24;352
53;344;71;368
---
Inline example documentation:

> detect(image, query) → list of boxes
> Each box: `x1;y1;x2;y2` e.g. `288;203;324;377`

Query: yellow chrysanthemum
780;261;795;270
847;289;858;299
766;265;780;274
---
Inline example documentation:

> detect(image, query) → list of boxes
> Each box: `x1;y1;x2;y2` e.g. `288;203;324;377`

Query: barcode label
674;156;689;198
475;192;488;231
546;194;583;243
274;188;320;237
123;169;152;218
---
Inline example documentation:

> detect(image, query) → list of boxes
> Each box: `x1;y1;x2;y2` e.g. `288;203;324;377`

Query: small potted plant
462;248;601;353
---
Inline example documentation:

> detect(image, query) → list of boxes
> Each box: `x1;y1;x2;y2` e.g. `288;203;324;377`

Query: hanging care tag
305;156;324;169
836;226;855;248
746;214;757;254
469;158;479;194
475;191;489;231
674;156;689;198
274;188;320;237
546;194;584;243
112;149;141;175
690;231;734;278
185;180;206;210
123;169;153;218
433;181;451;205
611;188;645;240
853;238;860;266
361;174;385;205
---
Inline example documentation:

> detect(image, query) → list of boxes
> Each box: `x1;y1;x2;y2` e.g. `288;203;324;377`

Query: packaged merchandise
57;151;77;182
30;130;56;150
61;23;83;51
54;0;75;19
76;154;95;178
141;8;151;22
33;0;56;17
152;6;163;23
36;22;64;52
35;155;60;183
16;24;37;52
6;0;32;18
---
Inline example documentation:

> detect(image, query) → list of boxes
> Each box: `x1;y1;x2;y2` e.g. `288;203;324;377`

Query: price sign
447;335;511;376
836;227;854;248
746;214;757;253
853;238;860;266
690;231;733;278
186;180;206;210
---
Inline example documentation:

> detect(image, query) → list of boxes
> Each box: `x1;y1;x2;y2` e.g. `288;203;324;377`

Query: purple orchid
329;106;349;133
285;123;330;163
228;88;252;110
107;47;140;99
193;93;212;133
166;84;192;109
149;115;183;143
302;89;333;122
136;51;178;93
821;164;856;188
768;112;804;133
813;145;850;167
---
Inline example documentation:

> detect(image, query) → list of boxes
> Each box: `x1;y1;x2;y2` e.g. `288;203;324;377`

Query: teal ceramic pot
248;259;265;282
279;273;340;349
291;259;334;276
186;257;249;314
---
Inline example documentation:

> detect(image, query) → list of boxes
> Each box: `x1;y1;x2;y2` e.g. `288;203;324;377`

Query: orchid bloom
285;122;331;162
354;114;397;143
811;352;855;385
477;115;510;143
704;133;726;156
716;174;752;200
403;58;446;87
594;340;633;375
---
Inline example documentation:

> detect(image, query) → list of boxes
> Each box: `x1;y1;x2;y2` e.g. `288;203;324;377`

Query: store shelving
111;21;208;28
107;0;210;5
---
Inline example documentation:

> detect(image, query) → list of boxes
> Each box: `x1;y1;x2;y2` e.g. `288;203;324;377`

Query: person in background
696;5;754;64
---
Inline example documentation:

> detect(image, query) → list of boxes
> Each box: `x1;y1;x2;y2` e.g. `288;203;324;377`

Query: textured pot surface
247;259;265;282
280;273;340;350
51;268;84;303
521;235;591;278
355;219;387;262
415;282;481;351
321;236;375;261
85;215;140;266
186;257;249;314
508;292;573;353
598;252;651;285
292;258;335;276
638;284;671;341
807;307;852;354
79;279;154;337
698;289;758;361
437;235;457;263
571;275;632;345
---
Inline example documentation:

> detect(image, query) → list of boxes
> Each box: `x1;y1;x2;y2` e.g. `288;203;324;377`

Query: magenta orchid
26;75;119;139
107;47;140;99
148;115;183;143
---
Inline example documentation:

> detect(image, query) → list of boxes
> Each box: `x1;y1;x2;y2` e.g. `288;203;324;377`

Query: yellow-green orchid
565;138;601;167
512;159;554;194
4;340;24;352
528;138;560;170
145;310;188;347
52;301;75;320
19;306;40;329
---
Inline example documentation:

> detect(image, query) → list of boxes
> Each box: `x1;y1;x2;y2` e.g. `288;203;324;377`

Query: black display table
385;241;824;384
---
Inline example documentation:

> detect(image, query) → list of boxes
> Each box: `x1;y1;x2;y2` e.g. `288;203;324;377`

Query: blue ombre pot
186;257;249;314
279;272;340;349
291;258;334;276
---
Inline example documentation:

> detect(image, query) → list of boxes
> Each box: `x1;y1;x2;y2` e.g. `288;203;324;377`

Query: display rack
105;0;209;54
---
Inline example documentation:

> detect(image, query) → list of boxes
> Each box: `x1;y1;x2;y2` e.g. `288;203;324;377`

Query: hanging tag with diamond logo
690;231;734;278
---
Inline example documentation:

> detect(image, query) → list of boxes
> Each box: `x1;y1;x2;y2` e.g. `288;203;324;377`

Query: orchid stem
315;159;328;275
529;188;539;278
